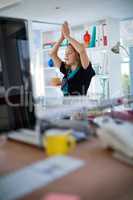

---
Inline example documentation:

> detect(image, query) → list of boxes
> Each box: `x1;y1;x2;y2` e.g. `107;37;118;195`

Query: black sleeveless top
60;62;95;96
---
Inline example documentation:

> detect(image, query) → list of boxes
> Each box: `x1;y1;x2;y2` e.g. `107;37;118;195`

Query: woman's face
64;45;77;66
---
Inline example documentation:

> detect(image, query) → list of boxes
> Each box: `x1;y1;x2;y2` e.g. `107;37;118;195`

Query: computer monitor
0;17;36;133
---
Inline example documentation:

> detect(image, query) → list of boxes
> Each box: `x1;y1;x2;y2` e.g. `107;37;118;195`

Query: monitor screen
0;17;36;133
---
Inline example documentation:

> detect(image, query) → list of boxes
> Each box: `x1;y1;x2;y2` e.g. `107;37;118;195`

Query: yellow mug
43;129;76;156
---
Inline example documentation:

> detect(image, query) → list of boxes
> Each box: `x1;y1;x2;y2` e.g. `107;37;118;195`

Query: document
0;156;84;200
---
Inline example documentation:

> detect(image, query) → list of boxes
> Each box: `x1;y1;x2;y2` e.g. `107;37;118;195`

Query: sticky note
44;193;80;200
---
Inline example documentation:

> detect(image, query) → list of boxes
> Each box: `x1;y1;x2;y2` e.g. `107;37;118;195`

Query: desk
0;138;133;200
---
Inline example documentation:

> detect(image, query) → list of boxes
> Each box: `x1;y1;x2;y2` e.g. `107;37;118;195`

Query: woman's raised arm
49;33;64;69
62;21;90;69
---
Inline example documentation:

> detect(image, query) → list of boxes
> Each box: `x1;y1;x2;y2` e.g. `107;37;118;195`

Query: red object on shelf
103;35;108;46
83;31;91;47
102;23;108;46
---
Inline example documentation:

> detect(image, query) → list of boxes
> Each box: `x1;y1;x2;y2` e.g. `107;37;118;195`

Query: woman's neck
71;63;78;71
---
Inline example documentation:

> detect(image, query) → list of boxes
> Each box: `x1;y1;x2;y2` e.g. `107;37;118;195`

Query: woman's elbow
49;51;56;58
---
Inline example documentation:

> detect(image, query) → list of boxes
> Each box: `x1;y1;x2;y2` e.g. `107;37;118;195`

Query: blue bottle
89;26;96;48
48;58;54;67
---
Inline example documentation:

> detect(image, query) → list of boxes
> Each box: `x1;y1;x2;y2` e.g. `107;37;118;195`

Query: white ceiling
0;0;133;26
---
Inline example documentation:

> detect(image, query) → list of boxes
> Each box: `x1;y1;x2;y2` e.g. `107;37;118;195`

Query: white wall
0;0;133;26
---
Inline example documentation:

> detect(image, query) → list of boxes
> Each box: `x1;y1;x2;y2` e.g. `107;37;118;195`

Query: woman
49;22;95;96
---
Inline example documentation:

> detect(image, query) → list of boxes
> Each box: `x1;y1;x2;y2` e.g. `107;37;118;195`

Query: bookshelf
72;18;122;99
31;23;63;100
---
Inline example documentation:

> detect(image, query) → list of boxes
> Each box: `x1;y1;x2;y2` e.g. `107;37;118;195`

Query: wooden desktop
0;138;133;200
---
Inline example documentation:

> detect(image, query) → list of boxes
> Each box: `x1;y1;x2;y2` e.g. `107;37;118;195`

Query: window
120;19;133;96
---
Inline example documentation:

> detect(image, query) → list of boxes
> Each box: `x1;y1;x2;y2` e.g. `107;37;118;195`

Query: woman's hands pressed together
60;31;65;42
61;21;70;39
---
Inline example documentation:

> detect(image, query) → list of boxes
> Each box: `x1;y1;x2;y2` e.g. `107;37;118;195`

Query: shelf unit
41;41;64;100
71;18;122;99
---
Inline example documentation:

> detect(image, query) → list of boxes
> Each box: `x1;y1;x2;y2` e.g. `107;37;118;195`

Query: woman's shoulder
80;62;95;76
60;61;69;74
80;62;91;71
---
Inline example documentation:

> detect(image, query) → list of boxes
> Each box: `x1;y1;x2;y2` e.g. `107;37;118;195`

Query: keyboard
8;129;42;147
